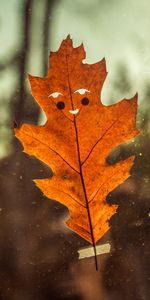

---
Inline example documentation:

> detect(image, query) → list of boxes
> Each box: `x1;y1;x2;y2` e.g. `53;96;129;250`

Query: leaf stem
74;117;98;271
65;52;98;271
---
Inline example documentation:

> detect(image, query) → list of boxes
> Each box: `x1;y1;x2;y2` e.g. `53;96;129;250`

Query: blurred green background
0;1;149;300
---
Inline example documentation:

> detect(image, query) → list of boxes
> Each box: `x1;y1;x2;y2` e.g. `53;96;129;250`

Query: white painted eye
48;92;63;98
74;89;90;95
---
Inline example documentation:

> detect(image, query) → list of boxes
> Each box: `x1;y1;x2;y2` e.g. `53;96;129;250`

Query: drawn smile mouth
69;108;79;115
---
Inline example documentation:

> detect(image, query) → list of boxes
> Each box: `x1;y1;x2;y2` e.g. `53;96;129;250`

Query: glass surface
0;1;149;299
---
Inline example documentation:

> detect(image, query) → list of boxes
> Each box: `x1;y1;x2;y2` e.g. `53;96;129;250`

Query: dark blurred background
0;0;149;299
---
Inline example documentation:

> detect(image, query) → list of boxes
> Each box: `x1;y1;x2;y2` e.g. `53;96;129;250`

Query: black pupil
57;101;65;110
81;97;89;105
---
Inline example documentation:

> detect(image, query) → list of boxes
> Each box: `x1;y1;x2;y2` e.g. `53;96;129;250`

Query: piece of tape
78;243;111;259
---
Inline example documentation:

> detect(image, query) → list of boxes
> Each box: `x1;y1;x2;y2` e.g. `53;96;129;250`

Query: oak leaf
15;36;139;247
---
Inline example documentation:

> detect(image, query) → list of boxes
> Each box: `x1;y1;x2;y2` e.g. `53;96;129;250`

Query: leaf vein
21;131;80;174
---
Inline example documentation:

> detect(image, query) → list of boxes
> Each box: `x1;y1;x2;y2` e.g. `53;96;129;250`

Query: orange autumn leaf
15;36;139;246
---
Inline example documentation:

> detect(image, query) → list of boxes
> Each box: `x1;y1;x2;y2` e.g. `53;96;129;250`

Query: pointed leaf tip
63;34;73;46
66;33;71;39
